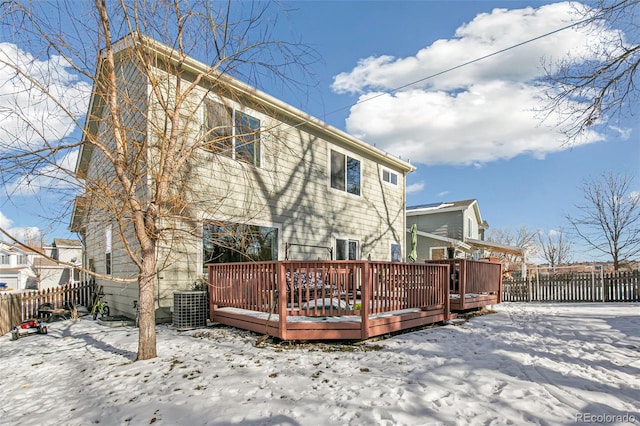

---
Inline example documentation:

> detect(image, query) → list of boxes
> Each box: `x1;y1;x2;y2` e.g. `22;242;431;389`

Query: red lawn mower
10;319;48;341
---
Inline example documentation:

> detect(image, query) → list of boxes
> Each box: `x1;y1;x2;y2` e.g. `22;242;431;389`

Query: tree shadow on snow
57;322;137;360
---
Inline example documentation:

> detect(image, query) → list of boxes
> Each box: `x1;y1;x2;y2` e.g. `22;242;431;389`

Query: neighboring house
0;239;83;291
35;239;83;290
70;33;414;321
406;199;522;261
0;242;37;291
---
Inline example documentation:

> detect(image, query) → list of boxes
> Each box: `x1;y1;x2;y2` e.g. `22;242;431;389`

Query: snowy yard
1;303;638;425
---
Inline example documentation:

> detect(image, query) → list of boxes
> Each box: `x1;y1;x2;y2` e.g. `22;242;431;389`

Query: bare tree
0;1;313;360
543;0;639;143
486;226;537;271
537;227;572;269
567;171;640;270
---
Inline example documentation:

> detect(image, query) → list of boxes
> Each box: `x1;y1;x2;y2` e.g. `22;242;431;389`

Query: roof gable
76;32;415;179
407;199;485;227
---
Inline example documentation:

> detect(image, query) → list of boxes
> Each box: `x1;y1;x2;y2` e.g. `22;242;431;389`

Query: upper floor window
204;100;261;167
382;169;398;186
0;253;9;265
468;218;473;238
17;255;27;265
331;150;361;195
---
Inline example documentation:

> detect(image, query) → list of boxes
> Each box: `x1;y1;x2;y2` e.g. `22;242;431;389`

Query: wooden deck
208;261;451;341
429;259;502;311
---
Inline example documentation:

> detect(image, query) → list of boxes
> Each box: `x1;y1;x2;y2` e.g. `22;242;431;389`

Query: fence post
601;268;605;303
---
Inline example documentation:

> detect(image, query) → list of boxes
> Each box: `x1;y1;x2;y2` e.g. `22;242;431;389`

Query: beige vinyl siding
80;54;150;318
410;211;463;241
80;49;409;319
186;100;406;261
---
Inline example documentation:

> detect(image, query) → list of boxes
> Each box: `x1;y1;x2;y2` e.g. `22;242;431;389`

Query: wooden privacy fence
0;282;94;335
502;270;639;303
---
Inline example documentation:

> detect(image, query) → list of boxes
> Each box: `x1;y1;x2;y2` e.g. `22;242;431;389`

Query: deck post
459;260;467;311
207;265;214;322
444;264;450;322
361;261;371;339
497;262;503;304
278;262;287;340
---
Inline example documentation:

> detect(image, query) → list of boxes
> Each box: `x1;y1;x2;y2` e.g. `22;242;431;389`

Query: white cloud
0;210;12;230
0;43;89;198
0;42;91;153
7;149;80;196
332;2;619;166
609;125;632;140
0;210;40;243
406;181;425;194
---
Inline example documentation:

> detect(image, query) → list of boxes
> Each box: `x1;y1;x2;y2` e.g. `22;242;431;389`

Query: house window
468;218;473;238
382;169;398;186
204;100;261;167
331;150;361;196
0;253;9;265
203;222;278;268
17;255;27;265
335;238;359;260
390;243;402;262
105;224;112;276
430;247;446;260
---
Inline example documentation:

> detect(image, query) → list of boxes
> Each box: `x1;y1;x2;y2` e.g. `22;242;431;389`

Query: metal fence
502;270;639;303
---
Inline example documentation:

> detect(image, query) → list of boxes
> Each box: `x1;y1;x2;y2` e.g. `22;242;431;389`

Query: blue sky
268;0;639;261
0;0;638;262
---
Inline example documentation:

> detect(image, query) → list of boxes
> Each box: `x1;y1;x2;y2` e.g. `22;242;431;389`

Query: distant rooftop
52;239;82;247
407;199;476;212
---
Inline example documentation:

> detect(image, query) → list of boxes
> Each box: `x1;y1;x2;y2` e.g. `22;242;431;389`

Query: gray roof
52;239;82;247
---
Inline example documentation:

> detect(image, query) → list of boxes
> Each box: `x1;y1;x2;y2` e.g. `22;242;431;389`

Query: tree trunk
137;247;157;360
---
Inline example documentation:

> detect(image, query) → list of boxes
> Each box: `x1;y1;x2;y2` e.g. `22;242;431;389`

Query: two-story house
70;33;415;321
34;239;83;289
406;199;526;264
406;199;490;261
0;239;83;291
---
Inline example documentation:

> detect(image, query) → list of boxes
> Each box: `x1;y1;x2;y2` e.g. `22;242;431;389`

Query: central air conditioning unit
172;290;208;330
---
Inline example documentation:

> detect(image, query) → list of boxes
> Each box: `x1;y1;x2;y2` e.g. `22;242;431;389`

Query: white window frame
200;217;282;268
334;236;360;260
382;168;398;186
430;247;447;260
329;148;362;197
203;99;262;167
105;224;112;276
0;253;9;265
390;242;402;262
468;217;473;238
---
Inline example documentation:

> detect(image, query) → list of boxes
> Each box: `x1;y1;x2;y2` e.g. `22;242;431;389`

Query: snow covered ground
1;303;638;426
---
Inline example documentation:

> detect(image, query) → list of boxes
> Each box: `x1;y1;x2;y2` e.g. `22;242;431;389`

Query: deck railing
208;260;450;318
368;262;449;312
428;259;502;297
